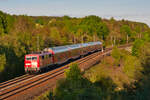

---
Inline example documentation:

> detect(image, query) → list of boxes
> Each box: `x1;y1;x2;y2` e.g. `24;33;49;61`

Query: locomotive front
24;54;39;73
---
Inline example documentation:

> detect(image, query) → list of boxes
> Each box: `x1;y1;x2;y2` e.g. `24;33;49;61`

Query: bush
65;63;81;81
111;46;123;66
123;55;142;79
132;39;144;56
138;42;150;73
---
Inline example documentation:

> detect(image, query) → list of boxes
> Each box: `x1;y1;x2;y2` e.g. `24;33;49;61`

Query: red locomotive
24;42;102;73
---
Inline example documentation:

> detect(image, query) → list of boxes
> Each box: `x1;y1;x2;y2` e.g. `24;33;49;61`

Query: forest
0;10;150;82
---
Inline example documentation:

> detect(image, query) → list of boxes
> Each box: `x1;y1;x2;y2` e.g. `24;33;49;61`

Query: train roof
25;51;52;56
25;41;102;56
44;41;102;54
50;46;69;53
67;44;80;49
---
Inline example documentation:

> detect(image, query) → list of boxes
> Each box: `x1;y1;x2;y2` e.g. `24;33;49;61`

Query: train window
26;56;31;61
32;56;37;60
49;54;51;58
42;56;44;59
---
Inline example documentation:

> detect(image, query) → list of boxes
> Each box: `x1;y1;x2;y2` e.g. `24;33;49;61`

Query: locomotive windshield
26;56;37;61
26;56;31;61
32;57;37;60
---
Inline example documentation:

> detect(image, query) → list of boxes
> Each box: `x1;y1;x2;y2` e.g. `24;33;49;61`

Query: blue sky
0;0;150;26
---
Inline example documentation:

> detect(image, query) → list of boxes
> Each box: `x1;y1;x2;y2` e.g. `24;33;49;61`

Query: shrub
65;63;82;81
123;55;142;79
111;46;123;66
138;42;150;73
132;39;144;56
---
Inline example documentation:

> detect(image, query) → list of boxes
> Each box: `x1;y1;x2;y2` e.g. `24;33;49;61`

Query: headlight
26;63;31;66
32;62;37;67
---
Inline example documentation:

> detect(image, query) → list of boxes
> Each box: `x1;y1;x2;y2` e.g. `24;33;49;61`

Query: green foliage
120;25;132;36
111;46;142;79
85;63;111;83
79;15;109;40
111;46;123;66
132;39;144;56
0;11;14;35
143;31;150;42
54;63;103;100
55;79;102;100
50;27;63;46
127;42;150;100
53;63;120;100
65;63;81;81
123;55;142;79
138;42;150;73
98;23;110;40
132;28;150;57
35;18;44;25
120;25;132;43
0;11;7;35
0;54;6;72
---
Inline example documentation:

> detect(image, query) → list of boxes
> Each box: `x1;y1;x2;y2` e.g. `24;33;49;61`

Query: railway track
0;44;131;100
0;74;34;90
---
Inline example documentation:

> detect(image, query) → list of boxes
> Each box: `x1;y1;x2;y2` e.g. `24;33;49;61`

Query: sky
0;0;150;26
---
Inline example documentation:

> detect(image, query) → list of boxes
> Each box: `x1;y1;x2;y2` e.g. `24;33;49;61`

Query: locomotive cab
24;55;39;73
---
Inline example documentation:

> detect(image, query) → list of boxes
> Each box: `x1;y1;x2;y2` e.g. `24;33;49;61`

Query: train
24;42;103;73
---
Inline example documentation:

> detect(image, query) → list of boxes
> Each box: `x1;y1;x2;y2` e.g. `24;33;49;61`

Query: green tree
50;27;62;46
138;42;150;73
120;25;132;43
132;39;144;56
111;46;123;66
54;63;103;100
0;54;6;72
123;55;142;79
98;23;109;40
65;63;81;81
143;32;150;42
79;15;109;41
35;18;44;25
0;11;8;34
